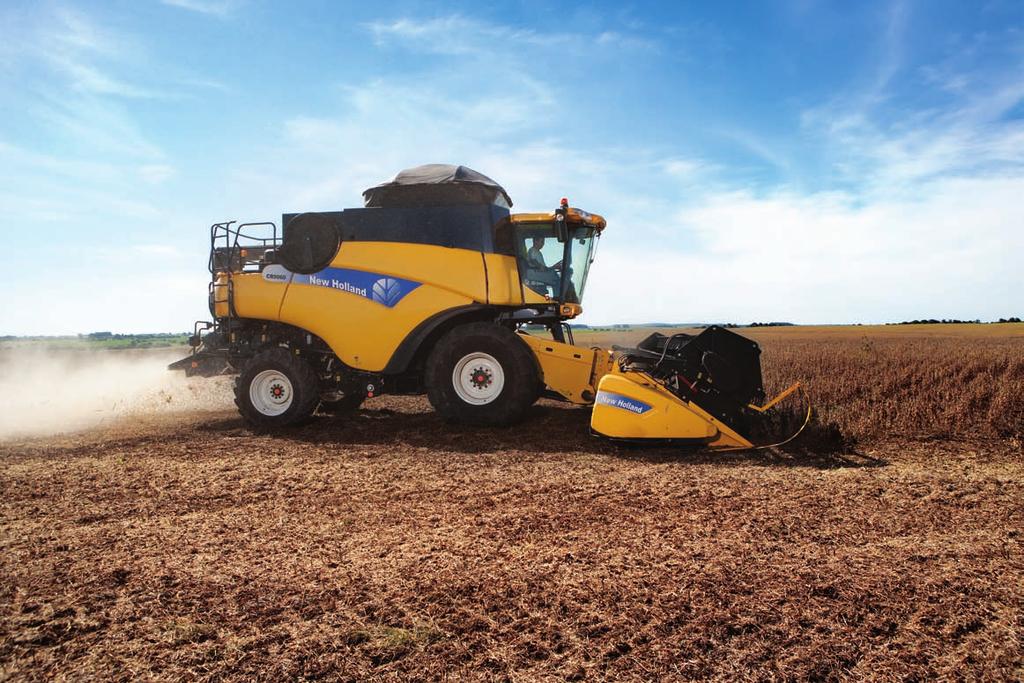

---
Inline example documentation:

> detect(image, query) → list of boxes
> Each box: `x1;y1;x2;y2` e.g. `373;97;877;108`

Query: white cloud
160;0;237;17
32;94;165;159
804;84;1024;195
29;8;169;100
800;15;1024;197
50;7;123;56
661;158;710;180
5;6;216;106
585;175;1023;324
220;70;566;217
366;14;657;57
139;164;175;184
713;126;793;175
48;55;169;98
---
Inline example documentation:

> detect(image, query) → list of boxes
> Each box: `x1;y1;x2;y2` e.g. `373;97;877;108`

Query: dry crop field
1;325;1022;680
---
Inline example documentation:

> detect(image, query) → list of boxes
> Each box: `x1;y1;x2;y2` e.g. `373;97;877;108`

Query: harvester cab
512;198;600;308
170;164;806;449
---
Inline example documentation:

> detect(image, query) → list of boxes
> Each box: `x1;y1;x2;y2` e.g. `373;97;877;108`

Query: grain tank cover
362;164;513;209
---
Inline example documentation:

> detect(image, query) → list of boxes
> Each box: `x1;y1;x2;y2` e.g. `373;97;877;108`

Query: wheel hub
452;352;505;405
249;370;294;416
470;367;492;389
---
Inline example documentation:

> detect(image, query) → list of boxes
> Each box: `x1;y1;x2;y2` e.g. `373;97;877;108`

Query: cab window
517;224;561;298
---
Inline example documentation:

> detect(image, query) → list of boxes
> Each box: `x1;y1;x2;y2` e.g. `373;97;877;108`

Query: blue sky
1;0;1022;334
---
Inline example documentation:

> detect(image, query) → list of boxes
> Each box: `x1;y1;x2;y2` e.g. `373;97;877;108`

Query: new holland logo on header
595;391;653;415
261;265;420;308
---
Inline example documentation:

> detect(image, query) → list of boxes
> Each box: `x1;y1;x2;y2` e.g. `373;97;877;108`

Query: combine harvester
170;165;807;450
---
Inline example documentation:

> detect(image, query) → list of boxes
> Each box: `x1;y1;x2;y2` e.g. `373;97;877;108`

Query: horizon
1;1;1021;335
5;318;1022;340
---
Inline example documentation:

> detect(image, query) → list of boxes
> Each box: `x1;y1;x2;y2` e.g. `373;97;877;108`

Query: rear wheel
235;347;321;428
425;323;540;426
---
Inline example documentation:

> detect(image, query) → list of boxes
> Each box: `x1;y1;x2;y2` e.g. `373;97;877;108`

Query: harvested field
1;326;1023;680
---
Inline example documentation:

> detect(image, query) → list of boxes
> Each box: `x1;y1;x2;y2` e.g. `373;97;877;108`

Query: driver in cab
525;236;562;296
527;236;561;272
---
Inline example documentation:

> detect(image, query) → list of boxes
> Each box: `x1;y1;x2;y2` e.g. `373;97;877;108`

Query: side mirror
554;210;569;242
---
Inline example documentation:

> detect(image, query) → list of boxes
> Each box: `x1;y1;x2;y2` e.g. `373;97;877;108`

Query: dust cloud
0;347;233;439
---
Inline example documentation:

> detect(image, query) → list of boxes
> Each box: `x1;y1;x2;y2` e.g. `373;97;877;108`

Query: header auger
170;164;806;449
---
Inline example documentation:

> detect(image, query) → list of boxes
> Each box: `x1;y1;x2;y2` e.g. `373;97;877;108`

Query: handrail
208;220;279;277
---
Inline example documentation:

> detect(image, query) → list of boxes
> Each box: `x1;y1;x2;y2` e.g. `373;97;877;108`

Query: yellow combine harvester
171;165;803;449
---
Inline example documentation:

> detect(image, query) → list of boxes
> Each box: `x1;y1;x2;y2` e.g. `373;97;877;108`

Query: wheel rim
249;369;294;416
452;352;505;405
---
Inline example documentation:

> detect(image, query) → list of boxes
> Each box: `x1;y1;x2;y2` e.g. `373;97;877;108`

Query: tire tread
234;347;321;428
425;323;540;426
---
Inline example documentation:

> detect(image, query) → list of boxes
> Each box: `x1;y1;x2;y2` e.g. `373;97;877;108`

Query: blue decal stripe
293;267;421;308
596;391;653;415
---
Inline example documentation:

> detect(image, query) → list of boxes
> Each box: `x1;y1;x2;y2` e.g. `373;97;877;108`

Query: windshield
566;226;598;303
517;223;599;304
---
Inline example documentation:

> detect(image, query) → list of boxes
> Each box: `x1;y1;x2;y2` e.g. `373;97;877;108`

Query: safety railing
209;221;279;277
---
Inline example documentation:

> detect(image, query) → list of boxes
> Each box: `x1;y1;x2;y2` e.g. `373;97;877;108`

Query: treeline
890;318;1021;325
0;332;189;349
572;322;797;331
570;319;1023;332
83;332;187;340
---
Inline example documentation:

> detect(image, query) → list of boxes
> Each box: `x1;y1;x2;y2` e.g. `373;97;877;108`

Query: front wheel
425;323;541;426
235;347;321;428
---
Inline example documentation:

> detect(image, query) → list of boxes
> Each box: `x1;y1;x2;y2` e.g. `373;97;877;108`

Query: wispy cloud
16;7;221;101
798;13;1024;196
366;14;658;56
176;76;231;92
0;7;177;104
808;78;1024;196
870;0;910;97
28;89;165;159
714;127;794;176
160;0;238;17
139;164;176;184
47;55;170;99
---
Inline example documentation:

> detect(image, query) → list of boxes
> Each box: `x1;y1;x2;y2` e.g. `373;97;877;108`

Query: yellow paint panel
590;372;751;447
230;273;287;321
266;242;488;371
281;283;473;371
519;334;597;404
333;242;487;302
483;253;524;305
223;243;487;371
522;286;550;305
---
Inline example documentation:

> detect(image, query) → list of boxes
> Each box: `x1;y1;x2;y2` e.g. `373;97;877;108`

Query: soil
2;397;1021;680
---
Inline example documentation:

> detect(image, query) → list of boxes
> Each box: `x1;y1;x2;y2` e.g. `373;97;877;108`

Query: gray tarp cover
362;164;513;208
